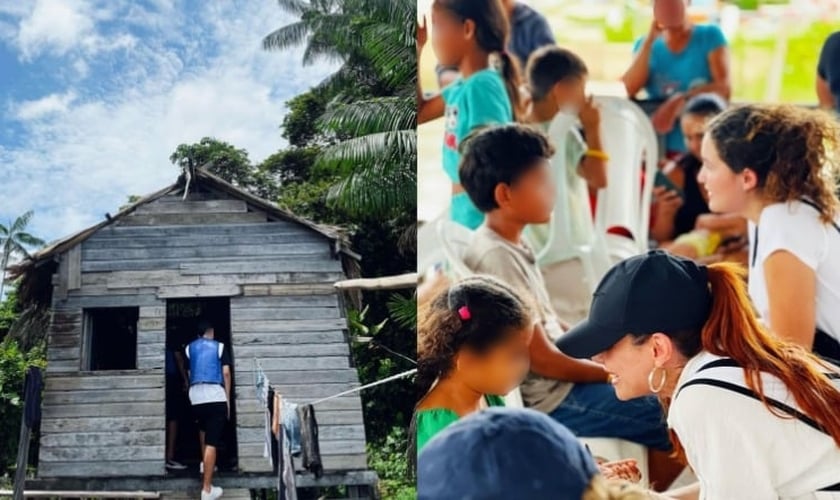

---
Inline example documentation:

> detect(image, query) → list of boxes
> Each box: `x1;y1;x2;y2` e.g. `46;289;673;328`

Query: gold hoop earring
648;366;667;393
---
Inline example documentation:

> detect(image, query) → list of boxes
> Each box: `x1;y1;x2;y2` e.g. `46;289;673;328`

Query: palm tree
264;0;416;219
0;211;46;300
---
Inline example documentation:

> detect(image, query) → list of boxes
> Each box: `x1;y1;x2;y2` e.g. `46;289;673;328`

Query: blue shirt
818;31;840;114
633;24;727;153
509;3;556;66
441;68;513;229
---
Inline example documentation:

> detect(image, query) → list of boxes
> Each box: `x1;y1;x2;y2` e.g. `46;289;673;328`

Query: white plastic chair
418;209;447;277
592;96;659;259
524;112;612;298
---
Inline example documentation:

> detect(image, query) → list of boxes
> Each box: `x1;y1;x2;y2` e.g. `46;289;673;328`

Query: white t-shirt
185;342;227;405
748;200;840;342
669;351;840;499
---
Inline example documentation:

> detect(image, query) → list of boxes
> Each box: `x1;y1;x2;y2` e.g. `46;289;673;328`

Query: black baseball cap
556;250;712;358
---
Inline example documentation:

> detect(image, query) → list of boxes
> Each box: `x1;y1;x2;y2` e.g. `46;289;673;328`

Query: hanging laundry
266;388;277;466
297;404;323;478
279;424;298;500
282;400;301;456
24;367;43;428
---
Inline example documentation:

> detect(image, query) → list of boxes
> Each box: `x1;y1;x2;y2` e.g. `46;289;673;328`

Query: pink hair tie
458;306;471;321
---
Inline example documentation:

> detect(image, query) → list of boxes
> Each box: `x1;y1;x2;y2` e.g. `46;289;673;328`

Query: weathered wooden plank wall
38;191;367;478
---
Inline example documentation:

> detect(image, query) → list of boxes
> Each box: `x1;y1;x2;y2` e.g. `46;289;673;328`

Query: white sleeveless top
669;351;840;499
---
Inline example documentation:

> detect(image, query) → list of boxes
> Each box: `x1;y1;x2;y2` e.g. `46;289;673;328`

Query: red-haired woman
557;250;840;498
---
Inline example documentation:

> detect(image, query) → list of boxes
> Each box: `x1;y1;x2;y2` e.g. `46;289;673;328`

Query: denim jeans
548;382;672;451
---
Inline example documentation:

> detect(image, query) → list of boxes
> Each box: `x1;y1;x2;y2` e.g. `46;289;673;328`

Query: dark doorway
165;297;238;473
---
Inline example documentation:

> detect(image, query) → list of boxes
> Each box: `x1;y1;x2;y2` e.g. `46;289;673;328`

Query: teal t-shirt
633;24;727;154
441;68;513;229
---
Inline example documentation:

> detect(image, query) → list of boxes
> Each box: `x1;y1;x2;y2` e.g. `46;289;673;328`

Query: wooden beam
156;285;241;299
119;212;268;226
26;470;378;492
1;491;160;499
334;273;418;291
67;247;81;290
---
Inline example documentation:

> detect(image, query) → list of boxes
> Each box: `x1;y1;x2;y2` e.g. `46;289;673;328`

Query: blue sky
0;0;337;252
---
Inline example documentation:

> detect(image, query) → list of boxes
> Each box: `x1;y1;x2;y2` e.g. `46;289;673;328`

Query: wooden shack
8;167;378;496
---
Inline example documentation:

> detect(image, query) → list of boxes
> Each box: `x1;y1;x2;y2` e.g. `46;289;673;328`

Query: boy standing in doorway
185;319;232;500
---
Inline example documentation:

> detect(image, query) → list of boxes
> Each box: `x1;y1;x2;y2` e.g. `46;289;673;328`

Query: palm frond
263;21;312;51
386;292;416;331
274;0;311;16
15;232;45;248
327;154;416;216
318;130;415;171
319;97;415;136
11;211;34;233
0;224;8;236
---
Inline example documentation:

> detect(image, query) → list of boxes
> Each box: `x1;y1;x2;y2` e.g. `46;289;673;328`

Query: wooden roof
7;167;359;282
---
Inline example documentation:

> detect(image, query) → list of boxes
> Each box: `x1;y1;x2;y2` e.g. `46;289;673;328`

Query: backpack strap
677;358;840;437
679;358;840;492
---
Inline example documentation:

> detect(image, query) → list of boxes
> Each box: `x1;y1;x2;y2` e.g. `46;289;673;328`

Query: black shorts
193;402;227;447
165;376;189;421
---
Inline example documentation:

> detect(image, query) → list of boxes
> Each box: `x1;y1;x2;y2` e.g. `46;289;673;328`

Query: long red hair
669;263;840;461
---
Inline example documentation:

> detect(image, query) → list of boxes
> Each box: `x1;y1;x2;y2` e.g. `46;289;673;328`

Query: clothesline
308;368;417;406
254;358;416;406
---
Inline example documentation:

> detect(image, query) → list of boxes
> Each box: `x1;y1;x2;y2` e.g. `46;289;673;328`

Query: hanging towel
297;404;323;478
24;366;43;428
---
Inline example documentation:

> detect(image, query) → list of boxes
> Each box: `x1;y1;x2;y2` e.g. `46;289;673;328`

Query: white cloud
1;1;340;244
17;0;94;59
14;91;77;121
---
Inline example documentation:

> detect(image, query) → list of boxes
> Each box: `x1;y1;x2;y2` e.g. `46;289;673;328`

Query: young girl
558;251;840;498
699;104;840;361
414;275;532;453
417;0;522;230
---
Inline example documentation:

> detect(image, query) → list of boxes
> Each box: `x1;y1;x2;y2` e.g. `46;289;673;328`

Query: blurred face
458;326;533;396
697;134;755;215
681;113;706;159
431;4;472;67
204;327;215;338
547;77;587;112
592;335;657;400
498;159;556;224
653;0;688;29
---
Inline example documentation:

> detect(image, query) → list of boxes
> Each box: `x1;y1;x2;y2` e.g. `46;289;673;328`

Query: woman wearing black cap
557;250;840;498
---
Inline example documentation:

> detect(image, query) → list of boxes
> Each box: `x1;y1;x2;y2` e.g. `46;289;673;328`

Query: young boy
523;46;611;324
459;124;683;491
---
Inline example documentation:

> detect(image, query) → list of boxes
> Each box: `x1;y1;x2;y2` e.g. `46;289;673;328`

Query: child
417;0;522;230
523;45;610;323
459;124;685;491
419;408;649;500
413;275;533;453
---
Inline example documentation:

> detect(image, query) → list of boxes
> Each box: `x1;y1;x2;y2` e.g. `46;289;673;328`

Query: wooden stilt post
12;394;32;500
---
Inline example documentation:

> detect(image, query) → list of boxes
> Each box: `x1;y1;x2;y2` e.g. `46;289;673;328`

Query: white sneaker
201;485;223;500
166;459;187;470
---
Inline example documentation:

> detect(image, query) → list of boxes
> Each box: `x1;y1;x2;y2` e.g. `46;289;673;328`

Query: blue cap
417;407;599;500
557;250;712;359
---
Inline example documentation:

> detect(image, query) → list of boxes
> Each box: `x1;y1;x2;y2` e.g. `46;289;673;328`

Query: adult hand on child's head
579;95;601;132
599;459;642;484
